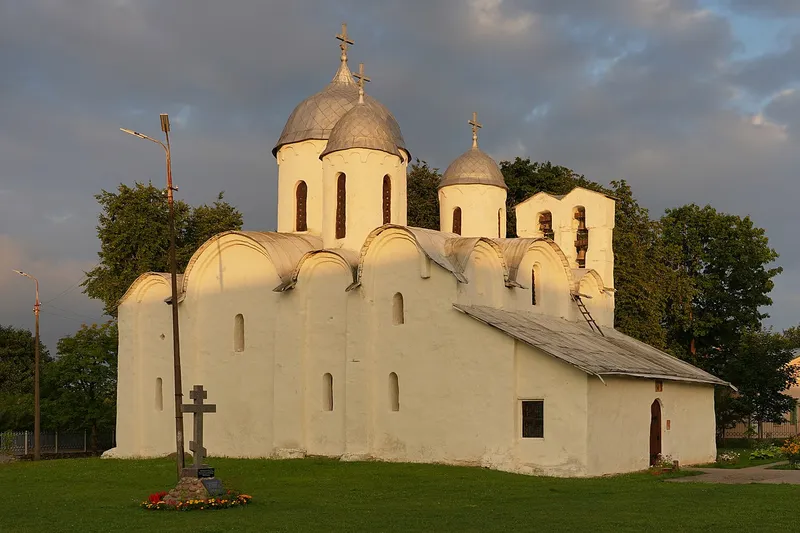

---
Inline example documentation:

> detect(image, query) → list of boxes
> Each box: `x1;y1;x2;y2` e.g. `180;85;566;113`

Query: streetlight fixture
120;115;186;479
13;269;40;461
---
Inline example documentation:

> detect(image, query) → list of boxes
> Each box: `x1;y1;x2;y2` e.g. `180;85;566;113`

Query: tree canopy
0;325;51;431
83;183;243;315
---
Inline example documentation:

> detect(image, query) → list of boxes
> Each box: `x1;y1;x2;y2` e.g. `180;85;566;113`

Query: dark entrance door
650;400;662;466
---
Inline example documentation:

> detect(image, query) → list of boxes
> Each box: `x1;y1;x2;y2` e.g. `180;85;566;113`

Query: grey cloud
2;0;800;349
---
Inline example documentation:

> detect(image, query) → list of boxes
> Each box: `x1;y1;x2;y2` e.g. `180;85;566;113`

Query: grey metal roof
440;146;508;190
454;305;731;387
116;272;184;308
273;60;407;157
320;102;403;158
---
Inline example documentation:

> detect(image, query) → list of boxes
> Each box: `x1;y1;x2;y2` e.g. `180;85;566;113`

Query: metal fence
0;430;96;455
724;421;799;439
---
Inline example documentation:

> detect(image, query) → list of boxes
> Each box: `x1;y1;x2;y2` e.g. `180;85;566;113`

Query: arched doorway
650;400;662;466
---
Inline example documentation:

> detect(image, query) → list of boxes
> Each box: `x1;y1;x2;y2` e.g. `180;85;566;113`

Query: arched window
295;181;307;232
498;208;503;238
389;372;400;412
538;211;554;240
574;206;588;268
234;314;245;352
452;207;462;235
531;266;537;306
336;174;346;239
382;175;392;224
155;377;163;412
323;373;334;411
393;292;404;325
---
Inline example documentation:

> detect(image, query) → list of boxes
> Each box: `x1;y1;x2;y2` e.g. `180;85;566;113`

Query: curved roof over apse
491;238;575;289
181;231;322;296
273;60;407;157
116;272;182;309
320;102;403;159
439;146;507;190
272;248;359;292
354;225;515;288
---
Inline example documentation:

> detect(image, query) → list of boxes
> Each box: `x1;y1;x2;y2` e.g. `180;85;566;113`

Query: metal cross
469;112;482;148
354;62;370;103
182;385;216;470
336;23;354;61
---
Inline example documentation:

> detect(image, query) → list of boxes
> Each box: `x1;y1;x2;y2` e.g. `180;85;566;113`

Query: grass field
2;457;799;532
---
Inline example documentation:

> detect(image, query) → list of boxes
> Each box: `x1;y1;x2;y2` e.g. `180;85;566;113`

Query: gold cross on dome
336;23;354;61
469;112;482;148
354;62;371;103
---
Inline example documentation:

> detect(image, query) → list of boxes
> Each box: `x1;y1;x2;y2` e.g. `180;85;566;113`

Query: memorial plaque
201;478;225;496
198;467;215;479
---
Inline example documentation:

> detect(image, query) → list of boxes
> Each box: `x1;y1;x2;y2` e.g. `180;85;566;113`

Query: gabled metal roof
454;304;731;387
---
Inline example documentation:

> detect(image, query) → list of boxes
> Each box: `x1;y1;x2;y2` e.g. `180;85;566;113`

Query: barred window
522;400;544;438
295;181;308;231
383;175;392;224
336;174;346;239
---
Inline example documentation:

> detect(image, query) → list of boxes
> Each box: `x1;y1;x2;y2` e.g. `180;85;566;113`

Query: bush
781;436;800;466
716;451;740;465
749;444;783;460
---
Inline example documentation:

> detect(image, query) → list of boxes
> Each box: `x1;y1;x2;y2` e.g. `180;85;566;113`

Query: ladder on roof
572;293;604;336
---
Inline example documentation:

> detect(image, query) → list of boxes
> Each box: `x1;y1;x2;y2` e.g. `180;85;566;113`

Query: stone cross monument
181;384;216;478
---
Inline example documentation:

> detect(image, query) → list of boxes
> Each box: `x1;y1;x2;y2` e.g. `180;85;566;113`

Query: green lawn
2;457;799;532
697;448;786;469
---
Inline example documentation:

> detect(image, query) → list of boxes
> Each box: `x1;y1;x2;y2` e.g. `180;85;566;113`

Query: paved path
667;462;800;484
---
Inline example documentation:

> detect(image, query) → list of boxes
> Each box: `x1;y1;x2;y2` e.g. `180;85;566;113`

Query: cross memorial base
181;465;214;478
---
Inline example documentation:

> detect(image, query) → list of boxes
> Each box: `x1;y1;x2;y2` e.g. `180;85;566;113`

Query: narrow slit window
336;173;347;239
531;267;537;306
155;377;163;412
522;400;544;438
295;181;308;231
323;373;334;411
393;292;404;325
389;372;400;412
498;208;503;238
575;207;588;268
382;175;392;225
234;313;245;352
453;207;462;235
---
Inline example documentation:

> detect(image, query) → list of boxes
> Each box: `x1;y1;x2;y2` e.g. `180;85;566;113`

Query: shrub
716;451;740;464
749;444;783;460
781;436;800;466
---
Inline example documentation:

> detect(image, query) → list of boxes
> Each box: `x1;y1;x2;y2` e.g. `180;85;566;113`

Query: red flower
148;491;168;504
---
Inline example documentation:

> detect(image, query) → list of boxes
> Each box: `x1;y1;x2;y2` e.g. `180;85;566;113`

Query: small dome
439;146;508;190
273;61;407;157
320;102;403;159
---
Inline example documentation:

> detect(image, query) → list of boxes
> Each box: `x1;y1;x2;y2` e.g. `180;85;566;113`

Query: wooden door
650;400;662;466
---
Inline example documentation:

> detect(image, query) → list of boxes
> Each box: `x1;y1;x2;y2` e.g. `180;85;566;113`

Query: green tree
0;325;51;431
47;322;118;452
83;183;244;315
659;205;781;365
407;160;441;230
720;329;798;436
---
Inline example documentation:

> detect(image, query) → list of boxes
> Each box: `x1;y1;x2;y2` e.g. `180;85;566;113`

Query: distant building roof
454;304;731;387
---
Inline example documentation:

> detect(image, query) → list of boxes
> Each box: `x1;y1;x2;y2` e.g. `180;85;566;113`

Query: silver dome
273;61;407;157
439;146;508;190
320;102;403;158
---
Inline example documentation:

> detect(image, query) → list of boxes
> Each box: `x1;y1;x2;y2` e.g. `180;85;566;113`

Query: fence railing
0;431;97;456
724;421;799;439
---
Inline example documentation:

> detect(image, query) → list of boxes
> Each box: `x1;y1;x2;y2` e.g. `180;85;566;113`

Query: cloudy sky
1;0;799;352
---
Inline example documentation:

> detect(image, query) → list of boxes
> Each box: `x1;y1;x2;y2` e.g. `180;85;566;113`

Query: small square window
655;380;663;392
522;400;544;438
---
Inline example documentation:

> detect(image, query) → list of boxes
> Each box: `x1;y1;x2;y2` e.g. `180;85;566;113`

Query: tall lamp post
120;115;185;478
12;269;40;461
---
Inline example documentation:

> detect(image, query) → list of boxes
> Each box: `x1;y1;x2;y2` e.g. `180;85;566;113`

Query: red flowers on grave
148;491;168;504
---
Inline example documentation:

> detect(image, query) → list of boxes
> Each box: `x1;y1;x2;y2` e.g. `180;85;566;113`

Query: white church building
107;28;729;477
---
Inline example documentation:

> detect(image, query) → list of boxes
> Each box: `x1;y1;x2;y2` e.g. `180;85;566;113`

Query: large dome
320;101;402;158
273;61;407;157
440;146;508;190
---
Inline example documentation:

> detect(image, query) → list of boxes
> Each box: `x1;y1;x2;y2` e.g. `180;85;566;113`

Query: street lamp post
13;270;40;461
120;115;186;479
